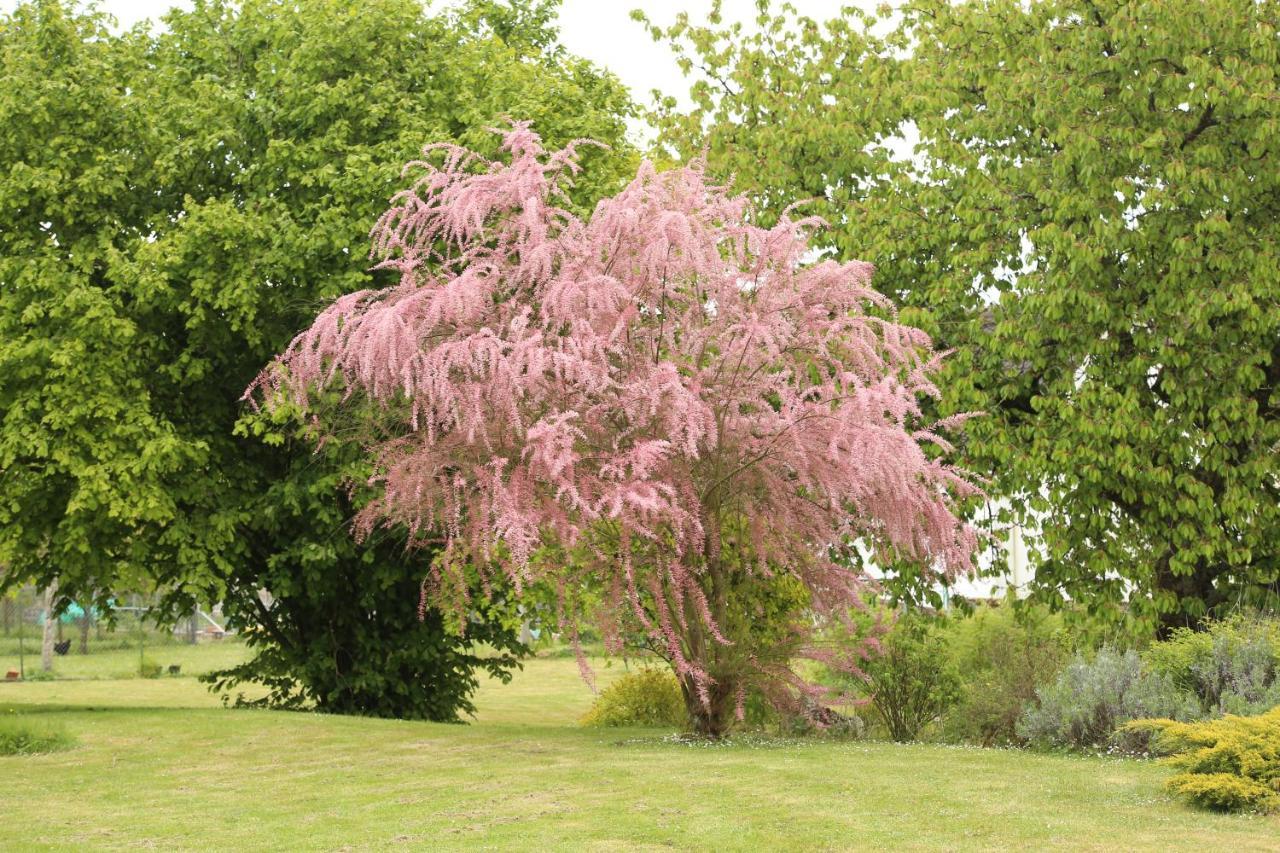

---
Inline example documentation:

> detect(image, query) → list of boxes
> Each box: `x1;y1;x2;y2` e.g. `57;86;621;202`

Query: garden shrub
1017;647;1199;751
1144;614;1280;716
581;668;687;728
0;714;75;755
1124;706;1280;813
205;528;526;722
941;602;1070;746
861;614;962;742
138;657;163;679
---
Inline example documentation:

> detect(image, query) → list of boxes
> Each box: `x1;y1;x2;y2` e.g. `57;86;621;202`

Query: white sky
1;0;868;113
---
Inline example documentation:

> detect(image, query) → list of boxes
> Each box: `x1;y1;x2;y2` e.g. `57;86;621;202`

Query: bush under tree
1143;614;1280;716
1017;647;1200;751
941;602;1071;746
580;668;688;729
859;614;962;743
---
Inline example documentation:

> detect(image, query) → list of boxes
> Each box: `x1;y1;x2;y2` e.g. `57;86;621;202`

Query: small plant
861;614;962;743
1017;647;1199;751
581;668;687;729
1124;706;1280;813
941;602;1070;746
0;713;76;756
1144;614;1280;716
138;657;163;679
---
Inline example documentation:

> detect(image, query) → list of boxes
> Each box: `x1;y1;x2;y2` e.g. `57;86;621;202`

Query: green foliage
137;656;163;679
204;545;527;722
859;613;962;743
1144;614;1280;715
0;0;634;613
941;602;1071;746
0;713;75;755
580;667;687;729
0;0;632;718
609;542;816;736
646;0;1280;630
1018;648;1200;751
1125;707;1280;813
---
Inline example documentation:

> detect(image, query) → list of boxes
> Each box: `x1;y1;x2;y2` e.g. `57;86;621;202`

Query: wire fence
2;585;235;682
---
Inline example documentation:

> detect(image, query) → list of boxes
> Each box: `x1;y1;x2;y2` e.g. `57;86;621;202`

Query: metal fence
1;585;220;681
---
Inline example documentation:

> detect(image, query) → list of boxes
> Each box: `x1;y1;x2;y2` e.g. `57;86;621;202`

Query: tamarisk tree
253;124;978;736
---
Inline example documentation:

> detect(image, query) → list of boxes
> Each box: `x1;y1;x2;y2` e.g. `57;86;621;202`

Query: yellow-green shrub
580;668;687;729
1124;707;1280;813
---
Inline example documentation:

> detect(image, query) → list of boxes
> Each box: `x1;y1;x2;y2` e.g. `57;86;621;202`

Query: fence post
41;580;58;673
79;602;91;654
17;594;25;679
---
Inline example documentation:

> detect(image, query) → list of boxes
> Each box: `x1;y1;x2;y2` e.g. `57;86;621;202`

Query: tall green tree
645;0;1280;631
0;0;634;716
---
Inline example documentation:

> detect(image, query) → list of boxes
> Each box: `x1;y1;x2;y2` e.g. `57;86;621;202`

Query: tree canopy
645;0;1280;630
0;0;634;715
253;123;977;736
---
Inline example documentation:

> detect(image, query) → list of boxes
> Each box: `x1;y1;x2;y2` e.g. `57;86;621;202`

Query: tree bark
679;673;736;739
79;604;90;654
1153;555;1224;639
40;580;58;672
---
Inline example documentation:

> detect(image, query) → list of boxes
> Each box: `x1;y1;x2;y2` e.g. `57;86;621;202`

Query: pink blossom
250;122;979;712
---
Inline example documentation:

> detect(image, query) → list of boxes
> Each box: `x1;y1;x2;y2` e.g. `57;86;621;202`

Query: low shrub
581;668;687;728
941;602;1070;746
1144;614;1280;716
1017;647;1199;751
138;657;163;679
861;614;962;743
1124;706;1280;813
0;714;76;756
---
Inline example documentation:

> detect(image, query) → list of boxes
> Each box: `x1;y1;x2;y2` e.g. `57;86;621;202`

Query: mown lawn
1;657;1277;851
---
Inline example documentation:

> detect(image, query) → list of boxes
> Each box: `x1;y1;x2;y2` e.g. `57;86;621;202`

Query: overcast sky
1;0;867;115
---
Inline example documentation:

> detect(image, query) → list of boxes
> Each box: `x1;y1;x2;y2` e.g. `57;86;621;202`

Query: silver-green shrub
1017;647;1199;750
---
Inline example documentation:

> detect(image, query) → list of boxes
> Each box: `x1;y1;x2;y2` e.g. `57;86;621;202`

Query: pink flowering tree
250;123;978;737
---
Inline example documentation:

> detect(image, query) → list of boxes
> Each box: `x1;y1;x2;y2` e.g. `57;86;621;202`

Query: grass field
1;656;1277;851
1;638;251;681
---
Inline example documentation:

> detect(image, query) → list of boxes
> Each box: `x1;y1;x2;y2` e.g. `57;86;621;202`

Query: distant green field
1;657;1276;851
1;638;251;681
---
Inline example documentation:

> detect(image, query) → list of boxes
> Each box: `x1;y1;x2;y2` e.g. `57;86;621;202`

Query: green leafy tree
0;0;634;716
645;0;1280;631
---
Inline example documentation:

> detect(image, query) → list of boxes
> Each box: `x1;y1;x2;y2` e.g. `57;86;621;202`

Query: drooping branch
250;122;979;711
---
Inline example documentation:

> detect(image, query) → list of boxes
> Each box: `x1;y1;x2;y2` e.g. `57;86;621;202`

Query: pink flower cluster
251;123;978;703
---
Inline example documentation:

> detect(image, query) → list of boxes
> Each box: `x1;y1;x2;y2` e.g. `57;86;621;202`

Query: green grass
0;713;75;755
1;657;1277;851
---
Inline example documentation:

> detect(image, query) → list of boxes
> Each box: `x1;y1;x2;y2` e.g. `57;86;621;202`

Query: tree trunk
678;674;736;739
1153;557;1223;639
79;605;90;654
40;581;58;672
